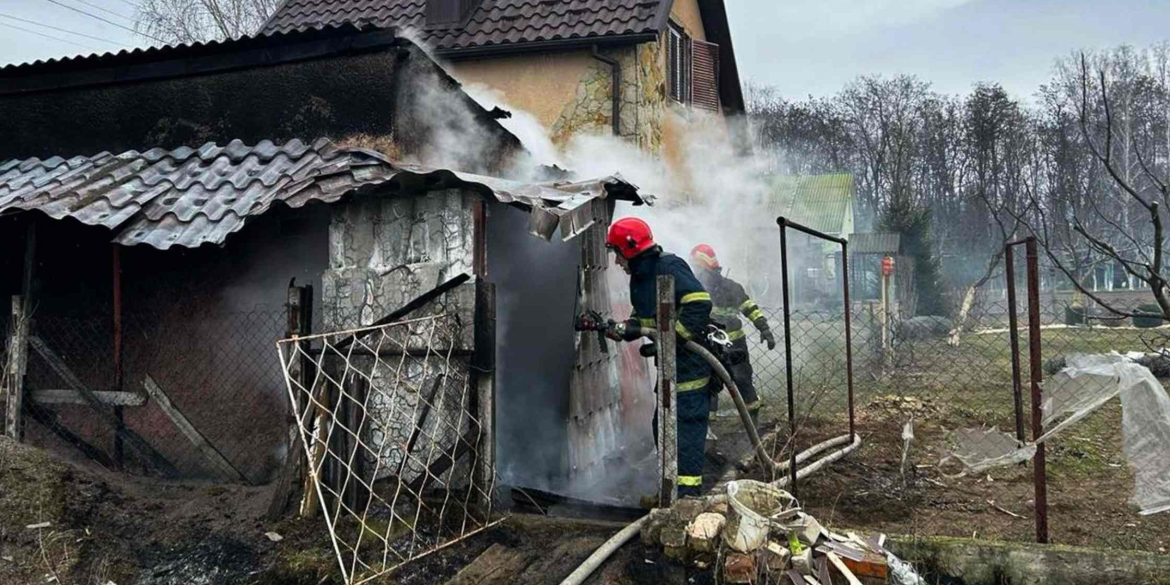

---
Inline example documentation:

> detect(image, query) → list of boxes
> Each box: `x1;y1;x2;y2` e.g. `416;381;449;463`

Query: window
667;22;691;104
667;22;720;111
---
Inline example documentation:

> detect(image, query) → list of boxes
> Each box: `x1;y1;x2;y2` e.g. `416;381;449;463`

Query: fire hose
560;316;863;585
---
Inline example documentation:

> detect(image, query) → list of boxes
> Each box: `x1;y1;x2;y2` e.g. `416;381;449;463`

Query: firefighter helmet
690;244;720;269
606;217;656;259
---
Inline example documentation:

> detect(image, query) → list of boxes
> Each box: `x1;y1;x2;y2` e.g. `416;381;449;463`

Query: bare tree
136;0;280;45
1022;50;1170;318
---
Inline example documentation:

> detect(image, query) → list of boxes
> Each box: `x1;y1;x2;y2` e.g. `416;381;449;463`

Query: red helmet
690;244;720;269
606;217;656;259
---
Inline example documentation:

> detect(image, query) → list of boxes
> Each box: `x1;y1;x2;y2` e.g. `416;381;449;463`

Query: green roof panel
768;173;854;235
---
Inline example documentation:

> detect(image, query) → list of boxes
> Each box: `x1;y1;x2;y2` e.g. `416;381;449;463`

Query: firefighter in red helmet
690;244;776;429
604;217;713;497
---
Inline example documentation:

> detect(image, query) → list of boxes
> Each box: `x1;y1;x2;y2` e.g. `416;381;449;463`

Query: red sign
881;256;895;276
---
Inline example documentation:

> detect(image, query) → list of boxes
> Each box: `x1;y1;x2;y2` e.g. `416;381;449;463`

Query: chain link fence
703;275;1170;551
15;303;289;485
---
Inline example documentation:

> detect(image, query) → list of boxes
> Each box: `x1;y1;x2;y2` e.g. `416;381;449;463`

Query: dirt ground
0;437;690;585
706;393;1170;555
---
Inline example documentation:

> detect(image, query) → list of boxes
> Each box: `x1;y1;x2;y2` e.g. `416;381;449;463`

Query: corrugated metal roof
0;138;641;250
849;232;900;255
261;0;667;51
769;174;853;235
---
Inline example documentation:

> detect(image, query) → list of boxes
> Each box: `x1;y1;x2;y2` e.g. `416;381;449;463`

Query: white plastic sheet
945;353;1170;515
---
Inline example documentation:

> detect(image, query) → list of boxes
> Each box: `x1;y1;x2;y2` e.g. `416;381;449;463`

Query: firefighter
689;244;777;429
605;217;713;497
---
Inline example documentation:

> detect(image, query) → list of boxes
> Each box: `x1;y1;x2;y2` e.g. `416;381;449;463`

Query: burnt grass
0;437;685;584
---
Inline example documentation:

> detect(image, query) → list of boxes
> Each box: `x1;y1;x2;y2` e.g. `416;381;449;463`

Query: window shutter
691;40;720;111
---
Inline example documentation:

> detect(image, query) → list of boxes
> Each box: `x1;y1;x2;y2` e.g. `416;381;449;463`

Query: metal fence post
1005;244;1027;444
656;274;677;507
778;219;799;496
842;240;855;442
1026;238;1049;544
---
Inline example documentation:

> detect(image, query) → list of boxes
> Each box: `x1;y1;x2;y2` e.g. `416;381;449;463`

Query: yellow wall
446;50;596;130
670;0;707;41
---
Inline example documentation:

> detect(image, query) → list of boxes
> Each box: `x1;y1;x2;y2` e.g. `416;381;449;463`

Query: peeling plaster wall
322;191;479;483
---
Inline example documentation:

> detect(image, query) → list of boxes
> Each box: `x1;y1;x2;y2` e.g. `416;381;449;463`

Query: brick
674;497;706;523
763;541;791;573
724;552;756;584
687;513;726;553
791;549;813;575
641;508;677;547
660;525;688;549
707;501;730;516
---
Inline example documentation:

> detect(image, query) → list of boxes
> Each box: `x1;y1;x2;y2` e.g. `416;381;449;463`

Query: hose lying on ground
557;433;864;585
558;515;649;585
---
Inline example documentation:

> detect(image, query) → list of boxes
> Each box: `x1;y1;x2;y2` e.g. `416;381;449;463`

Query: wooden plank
826;551;864;585
142;374;249;484
443;543;538;585
31;389;146;407
25;402;116;467
26;335;179;477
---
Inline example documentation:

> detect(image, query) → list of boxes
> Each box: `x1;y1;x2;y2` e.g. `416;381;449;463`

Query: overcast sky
1;0;1168;100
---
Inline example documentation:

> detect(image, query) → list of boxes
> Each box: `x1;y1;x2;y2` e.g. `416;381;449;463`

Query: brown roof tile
261;0;669;51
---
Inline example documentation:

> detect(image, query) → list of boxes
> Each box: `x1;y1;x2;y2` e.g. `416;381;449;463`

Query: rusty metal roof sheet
261;0;668;51
0;138;641;250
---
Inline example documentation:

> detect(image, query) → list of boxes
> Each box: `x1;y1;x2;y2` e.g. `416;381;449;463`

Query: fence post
112;244;125;468
656;275;677;507
5;297;30;441
472;281;497;509
842;240;855;442
1025;238;1049;544
1005;244;1027;444
268;283;313;519
778;219;799;495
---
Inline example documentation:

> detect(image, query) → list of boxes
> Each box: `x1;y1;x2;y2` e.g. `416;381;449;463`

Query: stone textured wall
322;190;479;484
548;41;667;154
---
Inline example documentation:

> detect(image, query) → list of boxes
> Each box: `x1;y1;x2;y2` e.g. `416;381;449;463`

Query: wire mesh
16;306;288;484
278;314;496;585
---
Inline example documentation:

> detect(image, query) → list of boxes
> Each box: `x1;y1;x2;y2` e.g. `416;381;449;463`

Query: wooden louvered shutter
691;39;720;111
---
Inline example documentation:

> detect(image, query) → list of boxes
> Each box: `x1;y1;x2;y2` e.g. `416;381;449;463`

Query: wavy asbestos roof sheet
261;0;666;51
0;138;641;250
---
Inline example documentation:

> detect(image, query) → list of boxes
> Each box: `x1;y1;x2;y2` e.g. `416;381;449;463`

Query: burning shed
0;23;651;519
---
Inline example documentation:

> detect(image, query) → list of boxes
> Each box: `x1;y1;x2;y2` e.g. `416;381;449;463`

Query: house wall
0;46;521;175
671;0;709;42
447;50;597;131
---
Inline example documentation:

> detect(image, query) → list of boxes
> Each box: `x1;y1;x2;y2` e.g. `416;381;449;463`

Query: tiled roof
769;174;854;235
0;138;641;250
261;0;668;51
0;23;387;79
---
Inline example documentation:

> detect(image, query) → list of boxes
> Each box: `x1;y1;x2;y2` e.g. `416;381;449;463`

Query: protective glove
607;319;644;342
761;328;777;350
639;342;658;358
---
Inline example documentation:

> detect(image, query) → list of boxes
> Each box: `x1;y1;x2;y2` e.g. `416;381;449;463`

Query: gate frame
776;217;856;500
